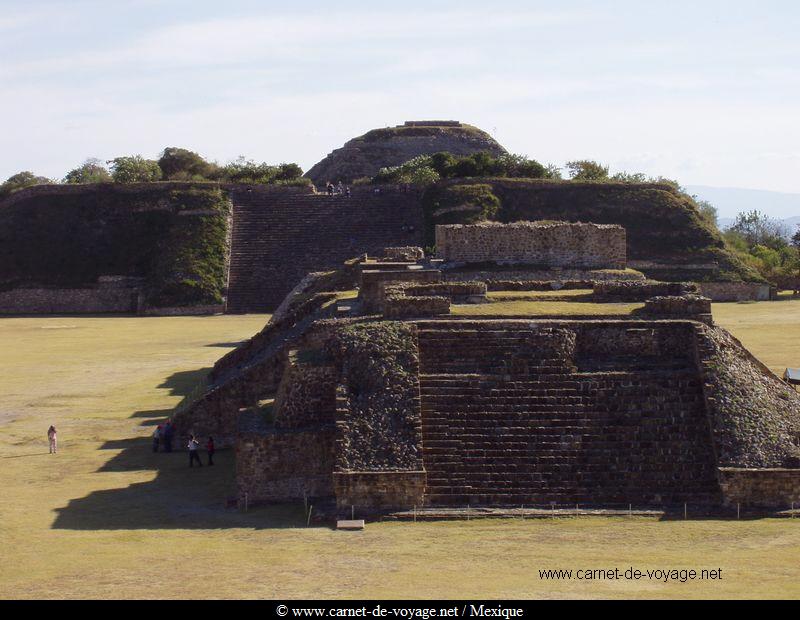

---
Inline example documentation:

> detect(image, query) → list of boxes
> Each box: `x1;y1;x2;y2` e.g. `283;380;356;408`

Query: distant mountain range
686;185;800;233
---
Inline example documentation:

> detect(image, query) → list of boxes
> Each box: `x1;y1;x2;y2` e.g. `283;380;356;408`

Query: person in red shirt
206;436;215;466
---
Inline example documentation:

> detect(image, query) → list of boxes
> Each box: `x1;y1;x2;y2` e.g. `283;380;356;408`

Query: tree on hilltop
218;157;304;185
158;147;218;181
0;171;53;196
108;156;162;183
565;160;610;181
64;158;112;184
695;199;719;227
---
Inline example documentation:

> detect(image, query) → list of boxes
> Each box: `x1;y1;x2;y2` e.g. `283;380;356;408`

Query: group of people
187;434;215;467
153;422;215;467
45;421;216;468
151;421;175;453
325;181;351;197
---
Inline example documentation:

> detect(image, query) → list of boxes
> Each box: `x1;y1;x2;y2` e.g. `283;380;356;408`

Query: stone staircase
416;324;721;507
226;187;423;313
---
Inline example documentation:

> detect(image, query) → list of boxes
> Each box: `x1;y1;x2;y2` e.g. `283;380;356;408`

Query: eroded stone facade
698;281;771;302
436;221;626;269
593;280;697;302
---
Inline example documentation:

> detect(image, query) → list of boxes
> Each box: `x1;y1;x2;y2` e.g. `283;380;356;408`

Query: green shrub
64;159;112;184
422;183;501;245
216;157;304;185
375;151;556;186
109;156;162;183
566;160;610;180
158;147;218;181
0;171;53;196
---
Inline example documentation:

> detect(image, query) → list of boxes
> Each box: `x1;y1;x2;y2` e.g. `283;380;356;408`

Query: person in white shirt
188;435;202;467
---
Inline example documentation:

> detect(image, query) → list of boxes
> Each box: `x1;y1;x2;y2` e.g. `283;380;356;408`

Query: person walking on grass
188;434;202;467
207;436;215;466
153;424;162;453
47;425;57;454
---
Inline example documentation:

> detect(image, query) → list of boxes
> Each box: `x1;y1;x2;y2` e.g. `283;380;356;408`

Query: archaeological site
3;121;798;519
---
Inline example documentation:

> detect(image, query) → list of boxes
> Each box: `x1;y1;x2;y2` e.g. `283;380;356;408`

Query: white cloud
2;2;800;197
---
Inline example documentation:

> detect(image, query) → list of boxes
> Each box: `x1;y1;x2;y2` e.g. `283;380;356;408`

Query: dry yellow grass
0;303;799;599
713;297;800;376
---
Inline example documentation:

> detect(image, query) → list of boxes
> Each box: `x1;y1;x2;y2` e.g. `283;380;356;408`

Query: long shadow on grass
52;367;308;531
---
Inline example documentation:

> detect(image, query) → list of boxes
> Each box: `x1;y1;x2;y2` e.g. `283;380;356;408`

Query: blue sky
2;0;799;199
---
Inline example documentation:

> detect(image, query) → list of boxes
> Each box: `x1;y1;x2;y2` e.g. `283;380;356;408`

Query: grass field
0;301;799;599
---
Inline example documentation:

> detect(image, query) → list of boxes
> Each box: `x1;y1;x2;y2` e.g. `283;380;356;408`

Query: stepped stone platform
196;312;800;515
173;245;800;519
306;121;506;185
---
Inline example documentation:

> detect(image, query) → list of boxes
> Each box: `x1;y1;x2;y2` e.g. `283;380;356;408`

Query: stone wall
485;280;595;292
0;286;139;314
359;269;441;313
273;351;337;429
329;322;423;472
383;293;450;319
698;281;771;302
718;468;800;508
382;281;487;318
436;221;626;268
399;281;487;301
383;247;425;262
236;421;336;504
642;295;712;322
593;280;697;302
333;471;426;511
444;268;644;286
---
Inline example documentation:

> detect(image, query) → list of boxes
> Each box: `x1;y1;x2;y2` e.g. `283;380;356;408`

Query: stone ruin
172;227;800;518
436;221;627;269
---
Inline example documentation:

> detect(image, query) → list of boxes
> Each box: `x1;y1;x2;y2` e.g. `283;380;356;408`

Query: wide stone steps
225;189;422;313
416;322;719;505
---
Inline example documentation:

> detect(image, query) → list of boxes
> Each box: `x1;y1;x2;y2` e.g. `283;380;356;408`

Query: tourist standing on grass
188;435;202;467
207;436;215;466
163;421;173;452
47;426;57;454
153;425;162;453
